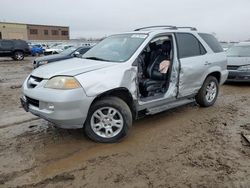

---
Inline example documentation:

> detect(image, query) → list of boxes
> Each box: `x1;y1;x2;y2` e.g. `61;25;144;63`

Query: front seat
142;41;171;96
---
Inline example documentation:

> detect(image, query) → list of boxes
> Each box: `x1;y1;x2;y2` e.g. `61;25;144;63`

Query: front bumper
21;76;94;129
227;70;250;82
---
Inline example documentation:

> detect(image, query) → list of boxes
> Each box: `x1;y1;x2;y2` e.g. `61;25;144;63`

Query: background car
44;44;74;55
0;39;30;60
33;46;91;68
227;42;250;82
220;42;235;51
29;44;44;56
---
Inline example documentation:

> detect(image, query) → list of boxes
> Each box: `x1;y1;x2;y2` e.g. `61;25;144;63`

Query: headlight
39;61;48;66
44;76;81;89
238;65;250;71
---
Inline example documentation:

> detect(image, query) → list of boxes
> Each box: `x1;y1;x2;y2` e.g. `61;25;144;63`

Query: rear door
175;33;208;97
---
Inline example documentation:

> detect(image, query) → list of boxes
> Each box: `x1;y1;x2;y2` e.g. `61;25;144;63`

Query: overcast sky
1;0;250;41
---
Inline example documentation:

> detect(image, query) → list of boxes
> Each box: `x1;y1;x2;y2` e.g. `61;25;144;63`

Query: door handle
204;61;212;66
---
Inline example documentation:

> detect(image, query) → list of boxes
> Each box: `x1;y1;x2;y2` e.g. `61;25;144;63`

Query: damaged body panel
76;63;138;99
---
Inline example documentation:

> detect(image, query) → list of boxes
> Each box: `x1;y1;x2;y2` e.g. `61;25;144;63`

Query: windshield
82;34;148;62
227;45;250;57
60;47;77;55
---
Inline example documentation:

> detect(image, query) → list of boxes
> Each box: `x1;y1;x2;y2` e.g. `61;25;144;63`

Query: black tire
84;97;132;143
13;51;24;61
195;76;219;107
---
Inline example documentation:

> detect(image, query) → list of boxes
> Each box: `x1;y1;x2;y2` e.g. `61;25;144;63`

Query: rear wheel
13;51;24;61
195;76;219;107
84;97;132;143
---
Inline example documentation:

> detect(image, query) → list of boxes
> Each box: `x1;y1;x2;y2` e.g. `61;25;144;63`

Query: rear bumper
220;69;229;85
24;50;31;56
227;70;250;82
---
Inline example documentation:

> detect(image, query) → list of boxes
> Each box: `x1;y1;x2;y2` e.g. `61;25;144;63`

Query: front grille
227;65;239;70
27;76;43;88
26;96;39;108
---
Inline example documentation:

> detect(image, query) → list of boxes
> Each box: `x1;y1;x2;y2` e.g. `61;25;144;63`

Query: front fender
75;64;138;99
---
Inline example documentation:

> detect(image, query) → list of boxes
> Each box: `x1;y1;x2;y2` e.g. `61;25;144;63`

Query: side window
198;33;223;53
176;33;206;58
1;41;13;49
78;48;89;54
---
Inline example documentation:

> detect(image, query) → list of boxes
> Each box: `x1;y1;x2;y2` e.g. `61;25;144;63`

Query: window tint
176;33;206;58
199;43;206;55
78;48;89;54
199;33;223;53
0;41;13;48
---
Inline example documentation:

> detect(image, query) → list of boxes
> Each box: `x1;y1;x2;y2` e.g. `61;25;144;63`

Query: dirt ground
0;57;250;188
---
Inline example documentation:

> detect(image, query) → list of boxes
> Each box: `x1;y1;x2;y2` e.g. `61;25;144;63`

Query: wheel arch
206;71;221;84
90;87;137;120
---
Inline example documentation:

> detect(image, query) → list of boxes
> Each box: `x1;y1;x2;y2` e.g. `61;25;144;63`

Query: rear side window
198;33;223;53
78;48;90;54
176;33;206;58
15;40;28;48
0;41;13;49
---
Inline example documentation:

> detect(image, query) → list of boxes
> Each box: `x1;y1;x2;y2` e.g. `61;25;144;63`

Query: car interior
137;35;173;99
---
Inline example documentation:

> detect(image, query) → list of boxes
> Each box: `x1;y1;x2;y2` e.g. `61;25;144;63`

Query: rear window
199;33;223;53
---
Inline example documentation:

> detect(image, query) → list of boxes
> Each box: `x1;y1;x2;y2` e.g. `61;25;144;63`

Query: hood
35;54;69;62
227;56;250;66
31;58;118;79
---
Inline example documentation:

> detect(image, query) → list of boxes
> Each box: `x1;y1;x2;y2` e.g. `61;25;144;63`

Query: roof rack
176;27;197;31
134;25;177;31
134;25;197;31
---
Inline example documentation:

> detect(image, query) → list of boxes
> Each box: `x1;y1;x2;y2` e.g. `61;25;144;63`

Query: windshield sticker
131;34;147;39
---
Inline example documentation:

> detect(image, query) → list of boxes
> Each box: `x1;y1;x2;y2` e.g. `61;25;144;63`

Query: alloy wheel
205;81;217;103
90;107;124;138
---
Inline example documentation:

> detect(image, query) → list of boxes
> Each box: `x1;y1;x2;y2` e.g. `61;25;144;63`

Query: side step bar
146;98;195;115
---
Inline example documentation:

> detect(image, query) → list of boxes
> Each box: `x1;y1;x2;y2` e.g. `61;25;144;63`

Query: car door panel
175;33;208;97
178;55;207;97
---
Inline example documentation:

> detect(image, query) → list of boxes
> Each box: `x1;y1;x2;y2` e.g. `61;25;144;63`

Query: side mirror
73;51;80;57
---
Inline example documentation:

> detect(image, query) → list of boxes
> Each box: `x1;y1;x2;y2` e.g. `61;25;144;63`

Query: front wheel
84;97;132;143
195;76;219;107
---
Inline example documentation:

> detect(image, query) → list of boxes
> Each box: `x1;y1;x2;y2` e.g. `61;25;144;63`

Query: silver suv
21;26;228;143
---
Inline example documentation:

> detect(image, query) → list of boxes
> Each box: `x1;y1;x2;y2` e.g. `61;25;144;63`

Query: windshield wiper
84;57;110;61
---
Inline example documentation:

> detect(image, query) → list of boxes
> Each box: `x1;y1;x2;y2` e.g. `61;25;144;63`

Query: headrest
162;41;171;52
149;42;157;50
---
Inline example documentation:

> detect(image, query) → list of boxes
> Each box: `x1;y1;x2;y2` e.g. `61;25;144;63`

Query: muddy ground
0;57;250;188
